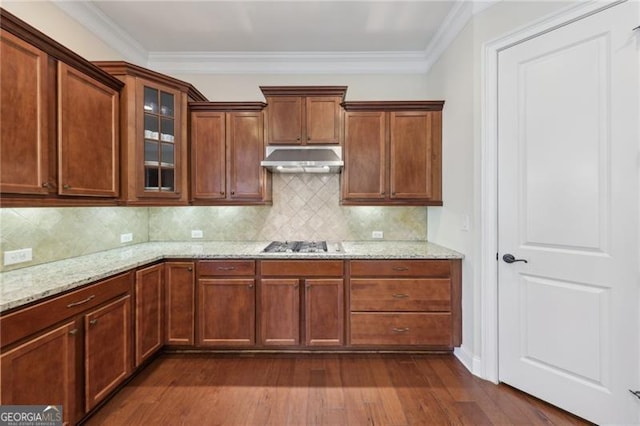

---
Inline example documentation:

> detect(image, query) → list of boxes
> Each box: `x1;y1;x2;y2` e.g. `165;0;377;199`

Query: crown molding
52;0;500;75
147;50;432;74
51;0;148;66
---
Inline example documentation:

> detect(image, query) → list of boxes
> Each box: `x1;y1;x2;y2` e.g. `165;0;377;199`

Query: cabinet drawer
199;260;255;276
260;260;343;277
350;313;452;346
350;278;451;312
349;260;451;277
0;271;133;348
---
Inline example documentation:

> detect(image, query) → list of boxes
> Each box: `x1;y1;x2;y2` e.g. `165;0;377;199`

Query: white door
498;2;639;424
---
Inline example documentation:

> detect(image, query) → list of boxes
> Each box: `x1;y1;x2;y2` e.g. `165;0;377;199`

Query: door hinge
629;390;640;400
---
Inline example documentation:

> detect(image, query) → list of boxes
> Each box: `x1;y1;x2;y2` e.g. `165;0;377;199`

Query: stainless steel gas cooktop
262;241;342;254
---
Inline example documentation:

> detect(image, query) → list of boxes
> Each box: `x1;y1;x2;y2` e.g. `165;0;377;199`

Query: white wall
424;0;576;374
169;73;430;102
2;1;124;61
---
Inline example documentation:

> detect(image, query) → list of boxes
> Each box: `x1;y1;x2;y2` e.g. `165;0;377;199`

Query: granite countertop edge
0;241;464;313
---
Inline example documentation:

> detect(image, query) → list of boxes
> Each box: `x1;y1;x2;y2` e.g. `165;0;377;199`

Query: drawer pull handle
392;327;410;333
89;319;98;326
392;293;409;299
217;266;236;271
392;266;409;271
67;295;95;308
69;329;78;336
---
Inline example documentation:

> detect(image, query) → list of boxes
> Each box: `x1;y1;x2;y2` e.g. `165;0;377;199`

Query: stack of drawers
349;259;460;349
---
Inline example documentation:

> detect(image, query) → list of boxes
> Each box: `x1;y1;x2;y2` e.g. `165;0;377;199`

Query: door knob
502;254;528;264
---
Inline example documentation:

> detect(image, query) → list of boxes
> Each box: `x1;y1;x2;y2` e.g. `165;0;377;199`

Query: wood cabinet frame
189;102;271;205
260;86;347;145
0;9;124;207
341;101;444;206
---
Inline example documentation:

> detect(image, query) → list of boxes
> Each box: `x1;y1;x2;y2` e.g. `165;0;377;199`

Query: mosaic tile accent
149;174;427;242
0;207;148;272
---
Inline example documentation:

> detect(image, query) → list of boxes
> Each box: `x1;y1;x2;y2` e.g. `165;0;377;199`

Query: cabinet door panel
165;262;195;345
305;279;343;346
389;111;432;199
306;96;340;144
135;264;163;366
0;30;49;194
266;97;302;144
198;278;255;346
0;321;76;424
58;62;118;197
260;279;300;345
85;295;131;411
343;111;386;199
228;111;264;199
191;111;226;199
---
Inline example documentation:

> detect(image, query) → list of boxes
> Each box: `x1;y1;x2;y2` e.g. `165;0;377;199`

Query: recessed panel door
498;3;639;423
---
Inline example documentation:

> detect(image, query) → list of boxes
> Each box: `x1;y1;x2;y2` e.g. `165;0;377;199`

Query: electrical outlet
461;214;470;232
191;230;204;239
4;248;33;266
120;233;133;243
372;231;384;239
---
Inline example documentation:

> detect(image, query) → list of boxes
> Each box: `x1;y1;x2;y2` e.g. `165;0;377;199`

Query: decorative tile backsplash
0;207;148;272
148;174;427;242
0;175;427;271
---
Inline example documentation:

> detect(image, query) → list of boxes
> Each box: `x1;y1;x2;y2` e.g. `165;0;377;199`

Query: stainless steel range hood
261;146;343;173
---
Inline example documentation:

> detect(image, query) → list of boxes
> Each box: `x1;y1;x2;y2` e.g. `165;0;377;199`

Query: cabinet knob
220;191;225;195
248;284;254;289
230;191;235;195
381;191;385;195
41;182;50;188
69;329;78;336
392;192;396;196
296;137;300;141
89;319;98;326
187;267;193;272
63;184;71;190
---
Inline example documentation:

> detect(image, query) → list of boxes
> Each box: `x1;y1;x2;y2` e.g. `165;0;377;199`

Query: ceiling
52;1;497;74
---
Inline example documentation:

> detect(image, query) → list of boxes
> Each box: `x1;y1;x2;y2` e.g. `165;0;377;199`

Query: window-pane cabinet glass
142;85;176;193
145;141;159;164
161;143;174;166
160;92;174;117
144;87;158;113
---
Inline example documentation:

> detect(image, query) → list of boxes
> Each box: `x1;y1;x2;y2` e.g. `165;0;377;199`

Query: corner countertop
0;241;463;313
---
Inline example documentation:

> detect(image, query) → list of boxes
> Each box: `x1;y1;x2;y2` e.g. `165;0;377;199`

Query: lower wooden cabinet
165;261;195;346
84;295;132;411
259;261;345;347
260;278;300;346
305;279;344;346
0;321;77;424
197;260;256;347
348;259;461;349
135;264;164;366
198;278;255;346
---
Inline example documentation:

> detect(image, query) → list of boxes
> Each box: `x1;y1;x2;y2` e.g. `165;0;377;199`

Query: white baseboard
454;345;482;377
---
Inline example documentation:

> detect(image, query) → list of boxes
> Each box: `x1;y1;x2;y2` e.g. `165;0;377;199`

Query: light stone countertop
0;241;463;313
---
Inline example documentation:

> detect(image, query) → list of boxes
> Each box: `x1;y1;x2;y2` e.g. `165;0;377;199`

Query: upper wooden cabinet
190;103;271;205
93;61;207;205
58;63;119;197
0;10;124;206
342;101;444;206
260;86;347;145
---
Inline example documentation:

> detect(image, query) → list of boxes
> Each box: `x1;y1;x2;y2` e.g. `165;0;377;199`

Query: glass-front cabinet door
138;82;181;198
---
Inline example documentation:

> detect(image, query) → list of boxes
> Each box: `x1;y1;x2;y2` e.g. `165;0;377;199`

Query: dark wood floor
85;353;590;425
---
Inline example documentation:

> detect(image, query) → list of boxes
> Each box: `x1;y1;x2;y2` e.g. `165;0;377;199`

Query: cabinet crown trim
92;60;207;100
260;86;347;99
342;101;444;111
189;102;267;112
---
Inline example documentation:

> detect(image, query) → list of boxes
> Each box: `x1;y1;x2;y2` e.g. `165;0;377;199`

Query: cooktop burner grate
263;241;328;253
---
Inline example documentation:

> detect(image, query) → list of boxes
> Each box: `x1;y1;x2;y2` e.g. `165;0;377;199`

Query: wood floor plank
85;353;592;426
